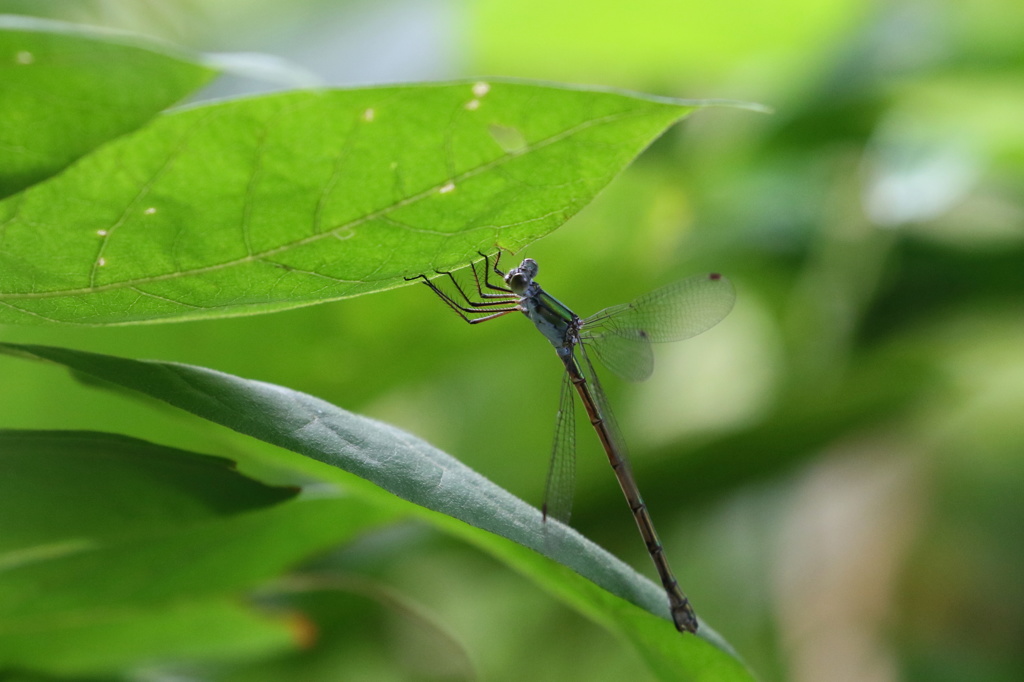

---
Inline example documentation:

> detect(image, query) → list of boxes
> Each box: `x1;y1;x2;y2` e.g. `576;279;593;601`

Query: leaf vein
1;105;657;302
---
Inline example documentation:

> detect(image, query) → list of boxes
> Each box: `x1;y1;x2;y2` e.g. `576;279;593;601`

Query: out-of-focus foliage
0;1;1021;681
0;15;217;198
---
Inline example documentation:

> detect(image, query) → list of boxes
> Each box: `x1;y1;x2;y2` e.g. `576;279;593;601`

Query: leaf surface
0;430;399;674
0;81;709;325
0;15;217;198
0;343;754;681
0;430;295;554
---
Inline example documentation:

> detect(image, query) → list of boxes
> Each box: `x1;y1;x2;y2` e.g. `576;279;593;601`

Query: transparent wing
585;328;654;382
542;371;577;525
581;273;735;382
584;272;736;342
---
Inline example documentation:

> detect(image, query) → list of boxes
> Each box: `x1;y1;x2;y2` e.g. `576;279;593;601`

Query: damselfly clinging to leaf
409;252;735;633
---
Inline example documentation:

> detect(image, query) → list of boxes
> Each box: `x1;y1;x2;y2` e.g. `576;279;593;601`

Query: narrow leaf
0;343;754;681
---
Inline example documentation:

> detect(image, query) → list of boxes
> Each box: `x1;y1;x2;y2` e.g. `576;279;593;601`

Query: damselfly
410;252;735;633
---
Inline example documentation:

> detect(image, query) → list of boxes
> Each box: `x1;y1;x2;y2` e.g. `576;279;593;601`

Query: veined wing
542;371;577;525
583;328;655;382
581;273;735;382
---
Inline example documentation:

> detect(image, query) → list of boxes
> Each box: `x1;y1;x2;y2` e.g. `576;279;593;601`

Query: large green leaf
0;15;217;198
0;430;296;555
0;492;394;620
0;343;753;681
0;80;730;326
0;599;298;677
0;430;401;674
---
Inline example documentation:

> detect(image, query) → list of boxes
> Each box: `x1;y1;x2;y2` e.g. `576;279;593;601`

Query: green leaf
0;430;296;555
0;495;395;620
0;343;754;681
0;599;298;677
0;15;218;198
0;429;402;674
0;81;732;326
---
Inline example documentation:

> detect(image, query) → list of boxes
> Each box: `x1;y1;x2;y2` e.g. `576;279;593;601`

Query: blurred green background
1;0;1022;680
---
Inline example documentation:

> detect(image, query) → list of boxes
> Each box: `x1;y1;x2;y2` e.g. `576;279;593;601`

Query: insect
411;252;735;632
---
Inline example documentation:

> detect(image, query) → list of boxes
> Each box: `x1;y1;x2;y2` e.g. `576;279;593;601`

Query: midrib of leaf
1;104;665;302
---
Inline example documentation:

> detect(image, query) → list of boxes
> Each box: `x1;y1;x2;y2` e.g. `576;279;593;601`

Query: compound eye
507;273;527;293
